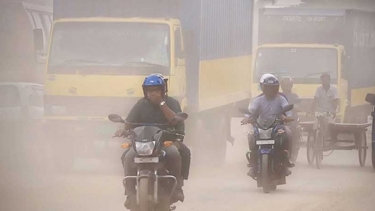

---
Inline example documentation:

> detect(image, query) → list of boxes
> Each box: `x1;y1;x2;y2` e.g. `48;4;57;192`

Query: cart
301;120;371;169
365;93;375;170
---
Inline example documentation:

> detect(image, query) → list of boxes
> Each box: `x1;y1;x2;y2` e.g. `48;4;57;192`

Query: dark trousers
121;143;190;195
248;125;292;167
175;141;191;180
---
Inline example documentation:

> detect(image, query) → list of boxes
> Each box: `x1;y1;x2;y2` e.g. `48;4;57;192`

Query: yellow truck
251;8;375;123
42;0;254;168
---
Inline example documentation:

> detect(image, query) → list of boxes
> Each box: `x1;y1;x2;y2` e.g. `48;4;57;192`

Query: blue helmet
142;73;166;97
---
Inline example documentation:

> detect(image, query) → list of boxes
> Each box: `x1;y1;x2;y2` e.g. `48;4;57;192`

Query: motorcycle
108;112;188;211
240;104;294;193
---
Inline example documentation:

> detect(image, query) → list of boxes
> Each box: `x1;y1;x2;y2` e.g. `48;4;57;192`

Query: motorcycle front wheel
261;154;271;193
156;196;171;211
139;178;150;211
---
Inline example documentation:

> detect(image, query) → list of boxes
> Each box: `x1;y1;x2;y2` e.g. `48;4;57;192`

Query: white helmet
260;73;278;84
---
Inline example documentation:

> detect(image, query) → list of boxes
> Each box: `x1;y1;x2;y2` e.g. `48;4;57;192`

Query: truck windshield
48;22;170;74
254;48;338;84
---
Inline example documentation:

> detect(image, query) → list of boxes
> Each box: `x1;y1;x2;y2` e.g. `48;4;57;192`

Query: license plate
134;157;159;163
256;140;275;145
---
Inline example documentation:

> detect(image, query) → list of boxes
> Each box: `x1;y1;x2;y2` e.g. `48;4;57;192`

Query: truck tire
53;143;75;173
51;137;80;173
185;113;227;167
202;114;227;166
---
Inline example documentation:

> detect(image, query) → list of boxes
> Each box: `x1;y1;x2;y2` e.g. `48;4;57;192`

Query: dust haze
1;0;375;211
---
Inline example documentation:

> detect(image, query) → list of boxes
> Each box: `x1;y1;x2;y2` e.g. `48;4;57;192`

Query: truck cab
45;17;186;119
252;8;375;123
252;43;345;121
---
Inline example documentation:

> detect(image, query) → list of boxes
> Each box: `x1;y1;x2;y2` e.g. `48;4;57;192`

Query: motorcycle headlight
135;141;156;156
258;129;272;139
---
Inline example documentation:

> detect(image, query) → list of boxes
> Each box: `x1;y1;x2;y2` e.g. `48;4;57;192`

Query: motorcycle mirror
108;114;125;123
239;108;251;115
365;93;375;105
282;104;294;113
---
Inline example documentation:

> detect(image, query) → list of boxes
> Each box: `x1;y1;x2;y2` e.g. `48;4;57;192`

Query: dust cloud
1;0;375;211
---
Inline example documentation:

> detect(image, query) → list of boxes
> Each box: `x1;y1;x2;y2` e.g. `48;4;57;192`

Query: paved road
1;119;375;211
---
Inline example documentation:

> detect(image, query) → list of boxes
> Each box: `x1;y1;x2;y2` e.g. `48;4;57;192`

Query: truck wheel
53;146;75;172
214;115;227;165
187;114;227;167
52;139;78;173
204;114;227;166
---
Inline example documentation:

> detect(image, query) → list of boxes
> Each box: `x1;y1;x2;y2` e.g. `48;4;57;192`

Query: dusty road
1;119;375;211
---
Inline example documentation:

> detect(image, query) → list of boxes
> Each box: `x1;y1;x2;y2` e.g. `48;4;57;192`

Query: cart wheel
358;131;367;167
315;129;323;169
307;132;315;165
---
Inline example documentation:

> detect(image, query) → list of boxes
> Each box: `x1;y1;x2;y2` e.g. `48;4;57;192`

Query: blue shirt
247;94;292;120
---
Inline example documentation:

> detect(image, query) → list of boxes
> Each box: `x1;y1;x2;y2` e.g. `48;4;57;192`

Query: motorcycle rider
116;73;191;208
280;77;301;161
281;77;300;107
242;73;295;178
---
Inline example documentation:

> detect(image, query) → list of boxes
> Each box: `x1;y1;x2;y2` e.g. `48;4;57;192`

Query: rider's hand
115;129;127;137
284;116;294;122
281;115;286;121
148;92;163;105
241;117;251;125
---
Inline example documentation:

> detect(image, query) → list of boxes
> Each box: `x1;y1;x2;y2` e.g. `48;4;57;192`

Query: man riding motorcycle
116;73;191;208
243;74;295;177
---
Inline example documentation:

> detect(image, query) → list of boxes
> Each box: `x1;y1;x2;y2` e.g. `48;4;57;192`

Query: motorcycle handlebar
114;129;184;140
126;122;169;127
